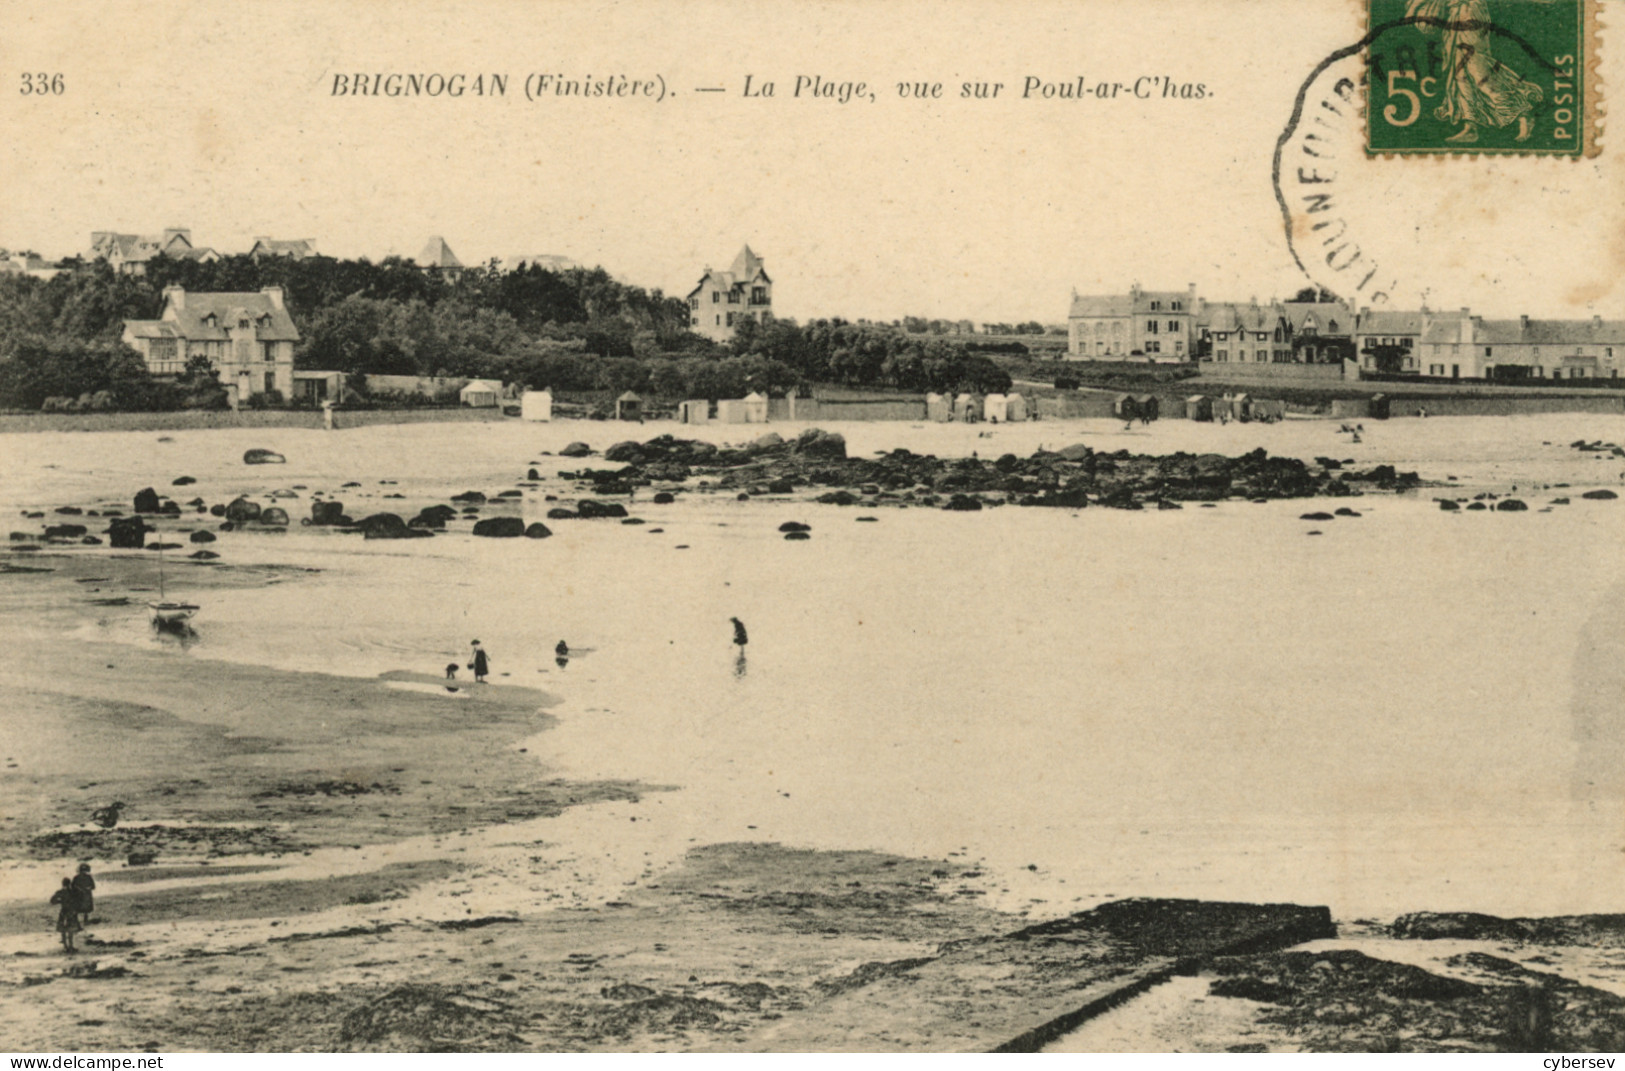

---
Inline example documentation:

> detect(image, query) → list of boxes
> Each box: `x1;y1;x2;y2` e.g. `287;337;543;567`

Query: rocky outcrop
471;517;525;538
225;497;262;523
311;500;346;526
260;507;290;526
243;449;286;464
524;523;552;539
133;487;161;514
107;516;147;549
410;504;458;529
189;530;216;544
559;442;593;458
354;513;431;540
577;500;629;519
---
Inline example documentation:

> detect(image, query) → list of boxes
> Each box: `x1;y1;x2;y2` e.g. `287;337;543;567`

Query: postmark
1365;0;1600;156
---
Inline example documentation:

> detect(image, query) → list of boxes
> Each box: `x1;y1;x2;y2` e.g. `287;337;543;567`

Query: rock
1334;508;1361;517
450;491;487;504
794;428;846;460
559;442;593;458
471;516;525;538
523;523;552;539
1058;444;1093;462
1582;489;1619;500
107;517;147;549
209;504;226;517
1466;502;1487;511
1495;499;1528;511
496;490;523;499
133;487;161;514
784;530;811;541
1300;512;1335;521
527;468;541;480
604;441;645;463
355;513;430;540
736;493;750;501
311;500;346;526
1438;499;1460;511
260;507;290;526
269;489;298;499
243;449;286;465
621;517;645;525
943;494;983;512
816;491;858;506
342;481;362;488
225;497;261;523
778;521;811;532
409;504;458;529
44;524;87;539
54;506;83;515
546;508;579;520
186;498;205;508
145;542;182;552
1552;497;1570;505
577;500;629;519
189;549;219;560
159;500;180;515
80;536;102;545
856;516;879;522
1157;499;1183;510
750;432;786;452
652;492;675;505
189;530;216;544
767;479;795;495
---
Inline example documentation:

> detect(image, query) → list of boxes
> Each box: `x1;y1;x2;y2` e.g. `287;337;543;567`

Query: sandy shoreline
2;415;1623;1050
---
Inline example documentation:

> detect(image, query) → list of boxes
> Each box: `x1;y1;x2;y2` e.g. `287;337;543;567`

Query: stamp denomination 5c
1367;0;1600;156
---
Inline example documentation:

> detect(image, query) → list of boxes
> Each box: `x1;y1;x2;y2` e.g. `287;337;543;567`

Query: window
715;315;721;326
712;291;720;304
751;287;767;305
1146;320;1159;334
1175;341;1184;354
1172;300;1183;311
1168;321;1180;332
1216;332;1228;341
1302;324;1317;336
1484;346;1493;357
689;297;699;310
1328;320;1339;333
262;342;276;361
1274;328;1283;343
1146;341;1161;353
264;372;275;394
726;312;735;327
1150;301;1161;311
1217;349;1229;360
727;291;740;304
691;315;698;327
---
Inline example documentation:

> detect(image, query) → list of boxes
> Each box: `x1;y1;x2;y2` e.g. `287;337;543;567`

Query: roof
416;236;463;269
123;320;182;340
251;238;316;258
93;230;193;263
1475;318;1625;345
156;291;301;342
687;245;771;299
1202;302;1283;334
459;379;503;393
1421;317;1476;344
1068;294;1133;318
617;390;642;401
1281;300;1353;333
1356;309;1427;335
504;254;575;272
179;247;220;262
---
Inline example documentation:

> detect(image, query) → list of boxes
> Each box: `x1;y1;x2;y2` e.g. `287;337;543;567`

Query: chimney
162;227;191;246
163;284;185;311
261;285;285;310
253;236;271;245
1520;314;1530;331
1594;315;1603;328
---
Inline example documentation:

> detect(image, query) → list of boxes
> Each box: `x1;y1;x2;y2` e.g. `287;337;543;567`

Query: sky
1;0;1621;323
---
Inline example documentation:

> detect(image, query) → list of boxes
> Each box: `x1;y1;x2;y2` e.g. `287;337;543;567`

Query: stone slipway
745;897;1335;1052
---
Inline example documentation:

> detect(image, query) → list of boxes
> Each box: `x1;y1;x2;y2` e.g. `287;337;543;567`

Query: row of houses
1066;285;1625;381
83;227;515;281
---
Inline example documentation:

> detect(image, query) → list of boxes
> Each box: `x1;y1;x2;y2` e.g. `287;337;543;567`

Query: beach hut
982;393;1007;424
1224;392;1252;422
1184;394;1213;421
926;393;951;422
742;391;769;423
459;379;502;408
1004;393;1028;422
1113;393;1136;420
1368;393;1390;420
520;390;553;422
716;398;747;423
615;391;642;421
954;393;981;422
1251;398;1286;422
677;399;709;424
1134;394;1159;422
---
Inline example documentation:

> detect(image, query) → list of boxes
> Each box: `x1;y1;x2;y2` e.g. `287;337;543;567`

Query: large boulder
559;442;593;458
190;530;216;543
107;517;147;548
311;500;346;526
355;513;429;540
1582;489;1619;500
259;507;290;526
546;507;579;520
410;504;459;528
471;516;525;538
243;448;286;465
225;497;262;523
1058;444;1093;462
1495;499;1528;512
604;441;645;463
44;524;88;539
524;522;553;539
576;500;629;519
133;487;161;514
450;490;487;504
794;428;846;460
750;432;786;452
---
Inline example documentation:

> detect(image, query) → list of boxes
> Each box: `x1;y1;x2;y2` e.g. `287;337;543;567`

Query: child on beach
72;863;95;926
470;640;490;683
49;878;81;953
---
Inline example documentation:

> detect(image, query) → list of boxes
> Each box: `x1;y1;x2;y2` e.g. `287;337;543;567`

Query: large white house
122;286;299;403
687;245;773;342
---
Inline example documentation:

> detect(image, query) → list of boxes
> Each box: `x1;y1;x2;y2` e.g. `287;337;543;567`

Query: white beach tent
459;379;503;407
742;391;769;423
520;390;553;421
983;394;1007;423
1004;393;1028;422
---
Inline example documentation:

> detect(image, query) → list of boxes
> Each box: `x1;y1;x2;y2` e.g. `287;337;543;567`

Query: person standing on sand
470;640;490;683
731;617;748;648
72;863;95;926
49;878;80;953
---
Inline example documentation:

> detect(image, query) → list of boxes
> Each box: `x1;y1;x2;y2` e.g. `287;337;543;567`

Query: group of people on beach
48;863;95;953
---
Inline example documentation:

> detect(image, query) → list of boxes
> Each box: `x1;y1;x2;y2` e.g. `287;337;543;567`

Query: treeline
0;252;1012;409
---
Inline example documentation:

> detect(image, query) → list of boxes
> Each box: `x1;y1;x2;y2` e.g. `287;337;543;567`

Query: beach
1;413;1623;1050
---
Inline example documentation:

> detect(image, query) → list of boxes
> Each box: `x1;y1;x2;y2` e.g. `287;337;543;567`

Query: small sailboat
148;544;199;629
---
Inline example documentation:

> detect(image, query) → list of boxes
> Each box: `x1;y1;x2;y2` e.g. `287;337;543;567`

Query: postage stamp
1366;0;1600;156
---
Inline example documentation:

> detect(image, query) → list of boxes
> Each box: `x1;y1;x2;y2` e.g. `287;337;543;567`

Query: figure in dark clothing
470;640;490;683
72;864;95;926
555;640;569;657
730;617;748;648
50;879;80;953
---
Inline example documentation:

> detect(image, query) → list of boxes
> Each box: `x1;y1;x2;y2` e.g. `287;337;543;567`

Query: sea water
2;414;1622;921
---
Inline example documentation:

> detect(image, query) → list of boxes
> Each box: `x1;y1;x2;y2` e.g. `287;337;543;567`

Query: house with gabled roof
415;235;464;280
90;227;219;275
1419;313;1625;380
1280;298;1354;363
686;245;773;342
1067;284;1195;362
249;237;318;260
1196;301;1291;363
122;286;299;404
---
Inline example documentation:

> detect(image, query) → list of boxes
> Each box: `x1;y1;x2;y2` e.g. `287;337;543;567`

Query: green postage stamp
1366;0;1600;156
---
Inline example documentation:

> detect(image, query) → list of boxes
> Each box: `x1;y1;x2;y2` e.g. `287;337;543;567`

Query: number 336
20;73;66;95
